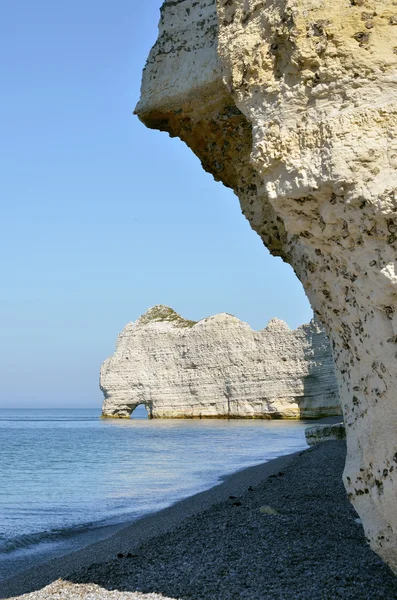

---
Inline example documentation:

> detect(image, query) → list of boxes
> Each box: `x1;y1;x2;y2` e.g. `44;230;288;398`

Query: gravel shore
4;441;397;599
1;452;297;599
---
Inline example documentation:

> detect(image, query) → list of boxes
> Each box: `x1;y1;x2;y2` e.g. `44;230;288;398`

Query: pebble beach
3;441;397;600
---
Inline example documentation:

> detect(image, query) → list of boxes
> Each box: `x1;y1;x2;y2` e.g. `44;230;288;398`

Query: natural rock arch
100;398;153;419
100;305;340;419
135;0;397;572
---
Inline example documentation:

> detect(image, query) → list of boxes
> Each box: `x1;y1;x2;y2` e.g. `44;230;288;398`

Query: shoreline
101;411;343;420
1;416;341;593
0;450;300;599
3;441;397;599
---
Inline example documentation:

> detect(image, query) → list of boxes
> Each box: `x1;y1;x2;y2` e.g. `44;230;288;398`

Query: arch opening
130;403;150;420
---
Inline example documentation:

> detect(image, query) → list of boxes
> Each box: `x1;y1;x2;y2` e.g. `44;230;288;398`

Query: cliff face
135;0;397;571
101;306;340;420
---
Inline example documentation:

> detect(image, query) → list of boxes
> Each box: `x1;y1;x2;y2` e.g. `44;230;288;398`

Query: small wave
0;521;98;554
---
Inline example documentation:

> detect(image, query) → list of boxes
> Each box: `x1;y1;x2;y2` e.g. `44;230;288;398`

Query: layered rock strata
101;306;340;420
135;0;397;571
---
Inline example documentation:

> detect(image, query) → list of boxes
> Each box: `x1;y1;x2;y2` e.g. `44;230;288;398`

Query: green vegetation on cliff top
138;305;197;328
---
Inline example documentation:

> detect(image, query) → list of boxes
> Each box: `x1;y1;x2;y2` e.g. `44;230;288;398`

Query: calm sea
0;408;312;581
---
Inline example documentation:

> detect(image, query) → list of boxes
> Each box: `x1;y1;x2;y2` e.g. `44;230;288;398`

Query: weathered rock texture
101;306;340;420
305;423;346;446
135;0;397;572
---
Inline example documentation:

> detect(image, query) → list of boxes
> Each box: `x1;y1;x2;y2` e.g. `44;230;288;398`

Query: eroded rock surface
101;306;340;419
305;423;346;447
136;0;397;571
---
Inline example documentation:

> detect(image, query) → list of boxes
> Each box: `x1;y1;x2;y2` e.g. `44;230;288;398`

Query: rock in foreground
136;0;397;572
305;423;346;446
101;305;340;419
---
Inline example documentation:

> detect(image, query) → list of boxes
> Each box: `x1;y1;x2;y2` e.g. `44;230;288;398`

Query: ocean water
0;408;312;581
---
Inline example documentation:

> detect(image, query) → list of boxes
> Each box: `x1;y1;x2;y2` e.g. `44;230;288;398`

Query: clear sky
0;0;312;409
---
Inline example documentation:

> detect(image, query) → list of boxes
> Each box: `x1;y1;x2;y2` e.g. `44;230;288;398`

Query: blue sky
0;0;311;409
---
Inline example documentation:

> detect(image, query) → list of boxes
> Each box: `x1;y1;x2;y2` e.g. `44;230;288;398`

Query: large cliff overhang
136;0;397;574
135;0;287;257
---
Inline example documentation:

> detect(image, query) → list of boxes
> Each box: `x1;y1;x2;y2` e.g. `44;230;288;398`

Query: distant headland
100;305;341;420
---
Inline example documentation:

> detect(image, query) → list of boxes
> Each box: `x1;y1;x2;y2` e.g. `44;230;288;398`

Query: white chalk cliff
101;306;340;420
135;0;397;572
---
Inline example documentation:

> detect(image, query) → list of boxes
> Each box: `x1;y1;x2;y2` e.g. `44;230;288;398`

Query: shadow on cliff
298;371;340;420
298;327;341;420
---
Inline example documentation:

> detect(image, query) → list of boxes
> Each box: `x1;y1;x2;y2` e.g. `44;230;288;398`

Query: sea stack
101;305;340;420
135;0;397;571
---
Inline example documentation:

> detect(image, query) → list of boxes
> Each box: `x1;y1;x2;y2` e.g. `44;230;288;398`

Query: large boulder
101;305;340;419
135;0;397;572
